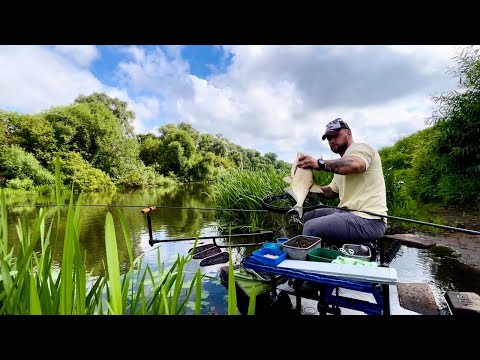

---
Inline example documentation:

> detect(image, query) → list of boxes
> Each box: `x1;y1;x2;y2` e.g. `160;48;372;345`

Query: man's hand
297;153;319;170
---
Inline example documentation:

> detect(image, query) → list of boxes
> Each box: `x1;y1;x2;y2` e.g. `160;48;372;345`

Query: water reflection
5;184;480;315
390;245;480;314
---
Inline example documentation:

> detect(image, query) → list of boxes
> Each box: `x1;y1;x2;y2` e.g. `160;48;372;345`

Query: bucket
276;237;289;247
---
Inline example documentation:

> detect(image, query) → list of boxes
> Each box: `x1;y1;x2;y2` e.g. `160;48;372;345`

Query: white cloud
53;45;100;67
116;45;191;96
0;45;102;114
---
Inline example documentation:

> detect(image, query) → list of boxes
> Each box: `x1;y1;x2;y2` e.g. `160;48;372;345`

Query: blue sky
0;45;468;162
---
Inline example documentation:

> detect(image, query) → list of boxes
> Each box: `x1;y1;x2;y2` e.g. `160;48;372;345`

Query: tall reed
211;168;287;229
212;167;336;232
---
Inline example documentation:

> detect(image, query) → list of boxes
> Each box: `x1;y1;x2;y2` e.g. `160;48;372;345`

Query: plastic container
263;242;281;251
340;244;371;261
282;235;322;260
251;248;287;266
307;248;342;263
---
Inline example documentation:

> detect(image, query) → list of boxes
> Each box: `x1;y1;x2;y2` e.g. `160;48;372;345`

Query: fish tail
286;205;303;219
296;206;303;219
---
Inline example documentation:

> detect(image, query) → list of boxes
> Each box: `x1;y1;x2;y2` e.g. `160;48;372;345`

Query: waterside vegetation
0;157;242;315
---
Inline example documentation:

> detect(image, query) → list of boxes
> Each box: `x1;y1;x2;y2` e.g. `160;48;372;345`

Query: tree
178;121;200;144
0;111;15;148
162;128;196;159
245;148;260;159
0;145;55;185
428;46;480;175
44;102;141;180
211;134;229;157
427;46;480;205
198;133;215;154
75;92;136;138
138;134;162;167
2;112;57;167
264;152;278;166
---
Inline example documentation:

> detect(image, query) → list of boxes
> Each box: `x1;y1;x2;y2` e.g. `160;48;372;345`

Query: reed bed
211;168;286;229
211;167;336;231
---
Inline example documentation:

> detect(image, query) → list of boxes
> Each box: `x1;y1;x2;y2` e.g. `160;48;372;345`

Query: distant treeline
0;93;291;192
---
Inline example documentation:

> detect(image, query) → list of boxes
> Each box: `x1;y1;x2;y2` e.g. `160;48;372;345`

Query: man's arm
298;153;366;175
324;155;365;175
318;185;339;200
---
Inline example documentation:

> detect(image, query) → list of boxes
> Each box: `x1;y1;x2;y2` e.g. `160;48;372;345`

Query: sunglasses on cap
326;118;350;131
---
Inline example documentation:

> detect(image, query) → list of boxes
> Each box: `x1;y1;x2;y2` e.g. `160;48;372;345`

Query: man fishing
296;118;388;247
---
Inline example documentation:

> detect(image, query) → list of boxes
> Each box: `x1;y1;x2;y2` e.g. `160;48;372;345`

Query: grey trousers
302;208;386;245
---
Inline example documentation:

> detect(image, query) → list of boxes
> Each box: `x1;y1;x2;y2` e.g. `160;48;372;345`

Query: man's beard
332;142;348;156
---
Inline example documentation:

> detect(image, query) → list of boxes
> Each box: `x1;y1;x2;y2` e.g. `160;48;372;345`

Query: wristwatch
317;157;326;171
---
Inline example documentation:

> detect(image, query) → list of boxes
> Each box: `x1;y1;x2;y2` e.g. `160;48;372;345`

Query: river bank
387;209;480;270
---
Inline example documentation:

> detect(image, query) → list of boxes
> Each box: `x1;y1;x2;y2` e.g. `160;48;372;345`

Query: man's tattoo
326;158;353;173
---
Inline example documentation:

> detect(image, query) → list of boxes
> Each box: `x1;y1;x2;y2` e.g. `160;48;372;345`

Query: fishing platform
141;203;480;315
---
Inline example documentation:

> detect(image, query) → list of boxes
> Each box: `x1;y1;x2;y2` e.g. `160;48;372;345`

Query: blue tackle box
251;248;287;266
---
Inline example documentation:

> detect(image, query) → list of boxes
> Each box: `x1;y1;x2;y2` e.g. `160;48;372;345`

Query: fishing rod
260;194;480;236
146;231;273;247
319;204;480;236
140;206;273;246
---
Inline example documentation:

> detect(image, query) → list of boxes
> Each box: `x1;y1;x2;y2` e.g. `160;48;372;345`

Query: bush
6;177;34;190
57;152;116;192
1;145;55;185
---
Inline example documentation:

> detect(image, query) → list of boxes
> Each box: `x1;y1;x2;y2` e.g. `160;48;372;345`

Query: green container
307;248;342;263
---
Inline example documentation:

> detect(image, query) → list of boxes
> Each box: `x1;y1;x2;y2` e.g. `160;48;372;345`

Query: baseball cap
322;118;350;140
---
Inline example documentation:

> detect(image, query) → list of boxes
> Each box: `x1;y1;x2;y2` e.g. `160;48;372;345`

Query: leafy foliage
426;46;480;206
56;152;116;192
0;145;55;186
75;92;136;138
0;111;56;167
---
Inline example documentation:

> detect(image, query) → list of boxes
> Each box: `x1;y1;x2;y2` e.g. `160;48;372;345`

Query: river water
5;183;480;315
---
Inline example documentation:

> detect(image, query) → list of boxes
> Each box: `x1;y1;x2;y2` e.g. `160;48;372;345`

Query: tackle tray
251;248;287;266
307;248;342;263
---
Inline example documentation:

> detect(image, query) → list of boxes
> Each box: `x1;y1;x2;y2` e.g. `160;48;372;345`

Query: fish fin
283;176;292;183
309;184;324;194
290;162;297;177
285;187;298;202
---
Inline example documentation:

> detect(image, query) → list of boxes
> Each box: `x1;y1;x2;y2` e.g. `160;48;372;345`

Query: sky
0;45;469;162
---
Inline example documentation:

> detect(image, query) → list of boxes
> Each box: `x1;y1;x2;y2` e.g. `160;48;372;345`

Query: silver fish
283;153;323;219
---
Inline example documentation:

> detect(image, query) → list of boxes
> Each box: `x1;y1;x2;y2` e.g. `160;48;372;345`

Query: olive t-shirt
328;142;388;222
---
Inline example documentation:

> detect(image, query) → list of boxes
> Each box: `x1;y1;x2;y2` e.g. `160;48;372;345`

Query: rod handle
141;206;157;214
